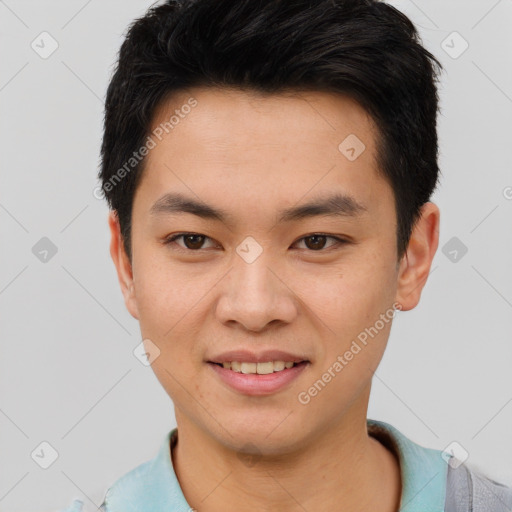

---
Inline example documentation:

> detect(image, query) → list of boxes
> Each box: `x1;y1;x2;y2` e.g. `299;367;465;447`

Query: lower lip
207;361;309;396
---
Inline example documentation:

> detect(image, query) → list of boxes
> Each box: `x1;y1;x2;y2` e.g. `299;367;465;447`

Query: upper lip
207;349;309;364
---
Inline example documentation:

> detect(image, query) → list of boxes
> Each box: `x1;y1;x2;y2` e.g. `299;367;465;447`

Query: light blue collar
103;419;447;511
102;428;189;511
367;419;448;512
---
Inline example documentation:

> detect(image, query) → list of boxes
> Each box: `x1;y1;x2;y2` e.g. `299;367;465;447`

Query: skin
108;87;440;512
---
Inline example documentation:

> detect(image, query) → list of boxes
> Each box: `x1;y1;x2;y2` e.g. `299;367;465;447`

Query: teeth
256;362;274;375
241;362;257;374
273;361;285;371
218;360;299;374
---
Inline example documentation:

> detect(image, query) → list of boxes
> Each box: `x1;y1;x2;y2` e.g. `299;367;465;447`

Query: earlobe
108;211;140;320
395;202;440;311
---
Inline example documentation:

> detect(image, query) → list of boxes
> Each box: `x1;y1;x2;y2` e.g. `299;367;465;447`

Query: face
109;87;439;454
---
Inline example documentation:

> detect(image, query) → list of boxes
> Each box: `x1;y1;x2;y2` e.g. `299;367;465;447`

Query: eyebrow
149;191;368;225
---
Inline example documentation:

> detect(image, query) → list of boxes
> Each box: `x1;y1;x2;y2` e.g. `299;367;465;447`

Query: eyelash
162;232;350;253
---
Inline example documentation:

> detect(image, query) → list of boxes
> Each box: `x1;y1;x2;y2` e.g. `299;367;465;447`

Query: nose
214;247;298;332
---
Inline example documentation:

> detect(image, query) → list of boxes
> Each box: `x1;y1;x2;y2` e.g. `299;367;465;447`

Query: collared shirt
60;419;454;511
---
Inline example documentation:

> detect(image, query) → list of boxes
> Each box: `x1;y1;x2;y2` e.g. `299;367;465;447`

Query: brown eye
163;232;347;253
181;234;206;250
163;233;215;251
304;235;328;250
296;234;347;251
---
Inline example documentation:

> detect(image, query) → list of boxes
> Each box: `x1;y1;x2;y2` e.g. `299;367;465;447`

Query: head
103;0;442;453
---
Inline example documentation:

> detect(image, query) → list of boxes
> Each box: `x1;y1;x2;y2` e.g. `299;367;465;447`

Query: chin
210;413;307;455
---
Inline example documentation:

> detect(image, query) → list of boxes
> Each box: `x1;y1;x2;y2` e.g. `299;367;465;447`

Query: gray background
1;0;511;510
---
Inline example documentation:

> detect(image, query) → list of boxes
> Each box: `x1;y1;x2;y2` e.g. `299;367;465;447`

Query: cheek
295;258;397;416
133;246;204;330
133;260;207;397
132;247;222;368
300;250;397;340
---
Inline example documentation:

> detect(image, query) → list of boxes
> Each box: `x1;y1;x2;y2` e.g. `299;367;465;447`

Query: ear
108;210;139;320
395;202;440;311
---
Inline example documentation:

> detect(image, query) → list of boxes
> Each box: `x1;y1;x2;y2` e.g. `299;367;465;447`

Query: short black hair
99;0;443;262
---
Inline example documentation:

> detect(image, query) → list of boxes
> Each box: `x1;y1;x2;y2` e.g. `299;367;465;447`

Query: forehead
135;86;390;221
150;86;378;149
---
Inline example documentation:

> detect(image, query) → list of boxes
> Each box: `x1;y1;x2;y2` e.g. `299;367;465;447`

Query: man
61;0;512;510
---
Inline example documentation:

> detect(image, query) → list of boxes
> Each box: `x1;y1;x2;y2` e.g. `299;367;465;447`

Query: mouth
208;360;307;374
207;360;310;395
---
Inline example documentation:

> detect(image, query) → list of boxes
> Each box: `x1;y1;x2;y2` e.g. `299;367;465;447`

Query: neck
171;410;401;511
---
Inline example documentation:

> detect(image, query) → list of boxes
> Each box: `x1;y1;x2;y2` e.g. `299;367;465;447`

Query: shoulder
56;459;155;512
57;431;176;512
102;456;158;506
368;419;512;511
446;460;512;512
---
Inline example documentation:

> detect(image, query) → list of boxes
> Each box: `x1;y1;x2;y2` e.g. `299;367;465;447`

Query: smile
213;360;299;374
207;361;309;395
